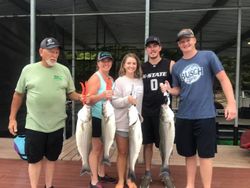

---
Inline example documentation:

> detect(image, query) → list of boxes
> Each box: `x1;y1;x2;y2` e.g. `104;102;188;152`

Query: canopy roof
0;0;250;58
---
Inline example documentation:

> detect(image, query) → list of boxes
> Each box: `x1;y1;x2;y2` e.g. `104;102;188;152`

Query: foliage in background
64;46;250;94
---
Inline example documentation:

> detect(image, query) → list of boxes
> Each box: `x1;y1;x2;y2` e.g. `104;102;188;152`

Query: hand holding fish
102;90;113;100
160;81;171;94
128;95;137;105
161;81;181;96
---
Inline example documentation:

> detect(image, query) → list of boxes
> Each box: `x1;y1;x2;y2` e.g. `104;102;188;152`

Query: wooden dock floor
1;136;250;188
58;136;250;168
1;136;250;168
0;159;249;188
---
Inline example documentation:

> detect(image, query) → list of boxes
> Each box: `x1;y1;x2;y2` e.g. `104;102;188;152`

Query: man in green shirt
8;37;81;188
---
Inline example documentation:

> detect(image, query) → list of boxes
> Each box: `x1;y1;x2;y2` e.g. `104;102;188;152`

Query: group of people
8;28;237;188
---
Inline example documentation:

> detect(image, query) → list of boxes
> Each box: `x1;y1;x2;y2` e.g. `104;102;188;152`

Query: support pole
71;0;76;136
144;0;150;62
30;0;36;64
234;0;241;145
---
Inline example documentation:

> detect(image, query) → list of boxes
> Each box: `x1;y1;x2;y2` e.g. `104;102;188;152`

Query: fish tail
128;170;136;182
102;157;111;166
80;168;91;176
159;167;170;177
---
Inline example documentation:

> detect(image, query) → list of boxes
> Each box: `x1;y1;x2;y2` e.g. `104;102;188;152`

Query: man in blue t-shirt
162;28;237;188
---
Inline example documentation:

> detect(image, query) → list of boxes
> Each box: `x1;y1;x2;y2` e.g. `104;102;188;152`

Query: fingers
224;108;237;121
104;90;113;100
159;83;165;92
8;125;17;136
224;110;231;121
160;81;172;94
128;95;137;105
165;81;172;90
165;80;171;87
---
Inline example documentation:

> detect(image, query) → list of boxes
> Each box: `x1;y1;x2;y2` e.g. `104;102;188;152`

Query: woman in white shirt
112;53;143;188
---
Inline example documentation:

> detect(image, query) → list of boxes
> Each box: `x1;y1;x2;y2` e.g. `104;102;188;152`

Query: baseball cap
176;28;195;42
145;36;161;46
40;37;60;49
97;51;113;61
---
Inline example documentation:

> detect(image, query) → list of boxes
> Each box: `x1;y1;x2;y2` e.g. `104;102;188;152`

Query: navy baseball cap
97;51;113;61
40;37;60;49
176;29;195;42
145;36;161;46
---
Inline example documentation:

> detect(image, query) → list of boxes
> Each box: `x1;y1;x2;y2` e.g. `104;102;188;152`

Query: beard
45;59;56;67
148;51;160;59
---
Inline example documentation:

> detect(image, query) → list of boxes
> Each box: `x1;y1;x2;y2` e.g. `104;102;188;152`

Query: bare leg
115;135;128;188
98;146;105;177
199;157;213;188
28;161;42;188
127;179;137;188
89;137;103;185
45;160;56;188
143;144;153;172
185;156;197;188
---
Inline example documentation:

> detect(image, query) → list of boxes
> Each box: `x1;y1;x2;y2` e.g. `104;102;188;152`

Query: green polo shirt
15;62;75;132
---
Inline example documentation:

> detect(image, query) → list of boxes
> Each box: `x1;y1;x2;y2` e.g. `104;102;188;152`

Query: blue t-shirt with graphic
172;50;224;119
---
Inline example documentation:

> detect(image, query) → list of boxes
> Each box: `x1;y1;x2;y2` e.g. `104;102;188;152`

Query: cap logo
145;36;161;46
46;39;55;46
97;51;113;61
100;52;110;58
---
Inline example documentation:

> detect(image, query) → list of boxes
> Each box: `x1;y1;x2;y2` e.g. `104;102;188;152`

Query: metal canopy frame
4;0;248;144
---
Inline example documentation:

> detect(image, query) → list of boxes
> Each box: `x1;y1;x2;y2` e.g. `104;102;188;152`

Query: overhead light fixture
248;41;250;45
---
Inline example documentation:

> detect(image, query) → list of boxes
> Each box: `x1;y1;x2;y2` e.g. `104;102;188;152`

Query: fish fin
138;113;143;123
80;167;91;176
159;167;170;177
105;77;113;90
128;170;136;182
102;158;111;166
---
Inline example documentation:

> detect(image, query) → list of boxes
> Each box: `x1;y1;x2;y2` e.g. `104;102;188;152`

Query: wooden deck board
0;159;249;188
1;136;250;169
58;136;250;168
1;136;250;188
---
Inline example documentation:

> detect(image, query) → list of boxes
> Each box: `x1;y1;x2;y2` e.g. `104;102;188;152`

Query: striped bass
159;93;175;187
102;100;116;166
75;104;92;175
159;102;175;177
128;105;143;182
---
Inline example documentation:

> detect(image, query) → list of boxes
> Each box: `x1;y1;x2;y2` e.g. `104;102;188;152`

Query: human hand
8;119;18;136
128;95;137;105
224;103;237;121
103;90;113;100
160;83;167;94
79;94;83;102
160;81;172;94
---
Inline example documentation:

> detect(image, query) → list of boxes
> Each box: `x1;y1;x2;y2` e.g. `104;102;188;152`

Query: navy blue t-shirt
172;50;224;119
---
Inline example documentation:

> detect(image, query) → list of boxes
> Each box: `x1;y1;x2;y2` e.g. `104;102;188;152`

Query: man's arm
168;86;181;96
160;80;181;96
68;91;82;102
216;70;237;121
169;60;175;73
8;92;24;135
